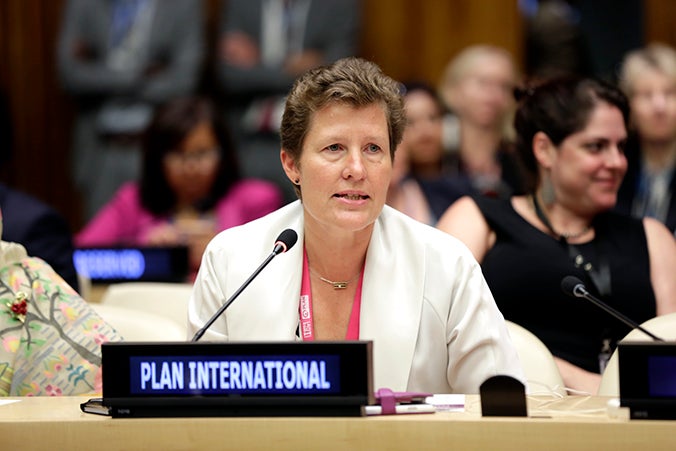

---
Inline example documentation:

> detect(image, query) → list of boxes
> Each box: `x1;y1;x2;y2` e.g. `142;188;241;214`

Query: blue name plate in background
102;341;373;418
74;246;188;282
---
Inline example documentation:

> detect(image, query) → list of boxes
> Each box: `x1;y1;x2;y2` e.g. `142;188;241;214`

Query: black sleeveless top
473;195;656;373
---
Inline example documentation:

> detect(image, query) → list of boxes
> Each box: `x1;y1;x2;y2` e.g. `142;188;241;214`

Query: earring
294;179;300;185
540;173;556;204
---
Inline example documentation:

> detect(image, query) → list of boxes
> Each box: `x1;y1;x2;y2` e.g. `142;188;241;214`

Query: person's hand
553;357;602;395
173;218;217;271
284;50;323;76
144;224;183;247
220;31;260;68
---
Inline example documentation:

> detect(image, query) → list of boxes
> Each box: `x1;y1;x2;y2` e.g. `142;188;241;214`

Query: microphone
560;275;664;342
191;229;298;342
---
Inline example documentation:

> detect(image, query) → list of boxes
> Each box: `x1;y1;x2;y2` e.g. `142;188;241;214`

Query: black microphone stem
577;289;664;342
191;251;277;342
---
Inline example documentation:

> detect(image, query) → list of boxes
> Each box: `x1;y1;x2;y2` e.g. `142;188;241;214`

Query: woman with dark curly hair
438;77;676;394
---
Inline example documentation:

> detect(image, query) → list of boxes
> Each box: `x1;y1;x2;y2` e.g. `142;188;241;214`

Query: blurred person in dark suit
57;0;205;220
0;90;79;292
0;185;80;292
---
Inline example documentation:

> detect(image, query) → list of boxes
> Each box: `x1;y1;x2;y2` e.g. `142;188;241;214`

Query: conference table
1;395;674;450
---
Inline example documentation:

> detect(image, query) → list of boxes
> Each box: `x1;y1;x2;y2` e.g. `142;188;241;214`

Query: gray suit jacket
217;0;361;97
57;0;204;104
188;201;524;394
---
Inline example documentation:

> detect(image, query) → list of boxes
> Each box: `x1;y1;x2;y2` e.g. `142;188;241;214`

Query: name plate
73;246;188;282
619;342;676;420
102;341;373;417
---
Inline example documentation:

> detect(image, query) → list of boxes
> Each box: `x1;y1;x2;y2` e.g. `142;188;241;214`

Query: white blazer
188;201;524;393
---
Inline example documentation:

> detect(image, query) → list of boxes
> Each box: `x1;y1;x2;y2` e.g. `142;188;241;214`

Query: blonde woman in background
615;43;676;233
438;45;526;198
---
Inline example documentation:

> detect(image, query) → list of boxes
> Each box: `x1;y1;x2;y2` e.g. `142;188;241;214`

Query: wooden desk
1;395;674;450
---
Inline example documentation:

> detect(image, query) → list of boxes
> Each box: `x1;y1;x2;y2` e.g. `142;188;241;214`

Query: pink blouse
75;180;283;247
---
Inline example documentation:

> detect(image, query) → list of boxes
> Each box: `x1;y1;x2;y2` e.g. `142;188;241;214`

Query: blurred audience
387;82;470;225
437;77;676;395
523;0;593;79
387;139;435;225
215;0;362;203
438;45;526;198
522;0;643;83
57;0;205;220
0;90;79;292
615;43;676;233
75;96;282;279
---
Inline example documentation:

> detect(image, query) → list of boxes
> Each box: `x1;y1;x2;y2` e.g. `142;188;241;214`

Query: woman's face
629;68;676;143
401;90;444;165
163;121;221;206
281;102;392;237
546;102;628;214
455;54;515;128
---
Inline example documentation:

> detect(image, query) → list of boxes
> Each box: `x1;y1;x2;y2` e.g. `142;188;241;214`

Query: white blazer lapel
257;225;304;339
227;204;305;340
359;211;425;390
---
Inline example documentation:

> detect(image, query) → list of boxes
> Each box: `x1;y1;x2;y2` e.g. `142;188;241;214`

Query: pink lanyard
299;247;363;341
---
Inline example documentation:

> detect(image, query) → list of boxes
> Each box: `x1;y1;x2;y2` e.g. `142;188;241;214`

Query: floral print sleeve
0;254;121;396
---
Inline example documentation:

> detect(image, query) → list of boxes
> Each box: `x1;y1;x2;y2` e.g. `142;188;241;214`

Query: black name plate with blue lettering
102;341;373;417
73;246;188;283
619;342;676;420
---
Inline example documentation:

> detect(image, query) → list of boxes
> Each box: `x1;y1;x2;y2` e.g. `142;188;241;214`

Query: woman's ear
532;131;555;169
280;149;300;184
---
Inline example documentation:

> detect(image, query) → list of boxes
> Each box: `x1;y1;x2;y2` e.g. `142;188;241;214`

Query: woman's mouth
334;193;369;200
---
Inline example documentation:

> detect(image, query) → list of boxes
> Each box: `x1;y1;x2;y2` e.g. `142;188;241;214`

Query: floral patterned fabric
0;240;121;396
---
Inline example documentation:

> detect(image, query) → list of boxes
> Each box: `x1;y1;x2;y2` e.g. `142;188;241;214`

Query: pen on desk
364;404;436;416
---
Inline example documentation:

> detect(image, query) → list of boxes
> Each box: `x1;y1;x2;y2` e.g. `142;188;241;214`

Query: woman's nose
342;149;366;179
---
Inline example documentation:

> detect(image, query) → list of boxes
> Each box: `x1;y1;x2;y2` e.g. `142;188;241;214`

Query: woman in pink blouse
76;96;283;277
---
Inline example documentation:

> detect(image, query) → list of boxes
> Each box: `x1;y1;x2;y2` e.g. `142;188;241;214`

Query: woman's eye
583;142;604;153
617;140;627;154
327;144;341;152
367;144;381;153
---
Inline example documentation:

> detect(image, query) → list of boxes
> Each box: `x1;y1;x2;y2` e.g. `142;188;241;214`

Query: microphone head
561;275;585;298
274;229;298;254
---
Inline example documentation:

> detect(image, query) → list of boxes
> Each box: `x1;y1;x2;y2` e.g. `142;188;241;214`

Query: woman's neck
458;122;502;172
303;225;370;281
532;191;594;242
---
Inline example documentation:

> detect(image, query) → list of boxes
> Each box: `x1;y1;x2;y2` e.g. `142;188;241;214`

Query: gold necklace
308;266;361;290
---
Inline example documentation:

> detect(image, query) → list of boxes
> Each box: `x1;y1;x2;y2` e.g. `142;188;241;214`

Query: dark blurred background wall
0;0;674;232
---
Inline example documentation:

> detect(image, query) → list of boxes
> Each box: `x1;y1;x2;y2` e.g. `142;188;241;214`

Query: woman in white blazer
188;57;523;394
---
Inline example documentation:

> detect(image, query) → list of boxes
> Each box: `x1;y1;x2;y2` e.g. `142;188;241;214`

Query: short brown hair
280;57;406;198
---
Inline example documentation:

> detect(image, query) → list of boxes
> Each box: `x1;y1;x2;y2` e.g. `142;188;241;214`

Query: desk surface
1;395;674;450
